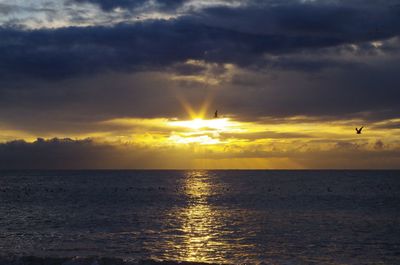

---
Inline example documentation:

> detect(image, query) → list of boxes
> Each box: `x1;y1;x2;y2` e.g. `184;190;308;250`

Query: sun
183;118;207;130
167;117;240;145
168;118;232;131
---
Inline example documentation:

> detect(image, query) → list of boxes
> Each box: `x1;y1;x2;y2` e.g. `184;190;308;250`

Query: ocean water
0;170;399;265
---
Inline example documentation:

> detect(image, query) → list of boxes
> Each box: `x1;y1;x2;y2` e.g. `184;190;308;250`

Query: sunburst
169;118;231;131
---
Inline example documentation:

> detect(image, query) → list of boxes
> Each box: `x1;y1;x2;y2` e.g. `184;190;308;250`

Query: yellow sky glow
1;115;399;169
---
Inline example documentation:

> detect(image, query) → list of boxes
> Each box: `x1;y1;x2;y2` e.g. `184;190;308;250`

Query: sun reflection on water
174;171;229;263
159;171;258;264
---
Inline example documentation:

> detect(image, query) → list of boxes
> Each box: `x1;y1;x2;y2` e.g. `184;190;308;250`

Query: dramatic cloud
72;0;187;12
1;0;399;79
1;137;399;169
0;138;198;169
0;0;399;168
0;138;114;169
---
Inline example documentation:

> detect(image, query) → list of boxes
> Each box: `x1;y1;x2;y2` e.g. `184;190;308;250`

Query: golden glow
169;134;221;145
172;171;231;263
169;118;233;131
0;127;37;142
101;116;400;168
2;115;400;169
158;171;259;263
167;118;244;145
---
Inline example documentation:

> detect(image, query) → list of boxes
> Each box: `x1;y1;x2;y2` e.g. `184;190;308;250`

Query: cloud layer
0;0;399;168
1;137;399;169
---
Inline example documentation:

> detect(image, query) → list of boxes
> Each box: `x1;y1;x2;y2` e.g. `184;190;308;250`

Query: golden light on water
163;171;258;263
161;171;227;263
174;171;242;263
159;171;217;262
179;172;215;262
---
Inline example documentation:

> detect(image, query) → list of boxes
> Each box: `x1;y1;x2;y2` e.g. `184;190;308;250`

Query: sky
0;0;399;169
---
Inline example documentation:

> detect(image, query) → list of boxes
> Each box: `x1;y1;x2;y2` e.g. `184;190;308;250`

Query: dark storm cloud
220;57;400;122
1;137;399;169
0;0;399;130
72;0;186;11
0;138;196;169
0;21;231;80
0;138;114;169
1;0;400;80
195;1;400;41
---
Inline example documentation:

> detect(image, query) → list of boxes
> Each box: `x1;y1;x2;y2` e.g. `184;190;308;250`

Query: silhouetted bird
355;127;364;134
214;110;218;119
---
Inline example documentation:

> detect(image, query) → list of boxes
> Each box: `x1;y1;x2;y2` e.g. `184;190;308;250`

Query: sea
0;170;399;265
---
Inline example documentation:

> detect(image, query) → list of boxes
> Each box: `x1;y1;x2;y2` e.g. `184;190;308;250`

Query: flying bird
355;127;364;134
214;110;218;119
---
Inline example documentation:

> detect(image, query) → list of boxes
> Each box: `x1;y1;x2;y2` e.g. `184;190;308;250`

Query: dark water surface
0;170;399;264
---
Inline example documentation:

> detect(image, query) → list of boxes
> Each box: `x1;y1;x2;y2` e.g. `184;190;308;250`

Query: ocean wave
0;256;223;265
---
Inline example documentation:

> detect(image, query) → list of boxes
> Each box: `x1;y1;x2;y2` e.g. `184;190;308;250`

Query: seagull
355;127;364;134
214;110;218;119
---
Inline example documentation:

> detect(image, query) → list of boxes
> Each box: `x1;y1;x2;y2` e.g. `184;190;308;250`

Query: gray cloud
0;0;399;137
0;138;114;169
1;0;400;80
0;138;196;169
1;137;399;169
72;0;186;12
